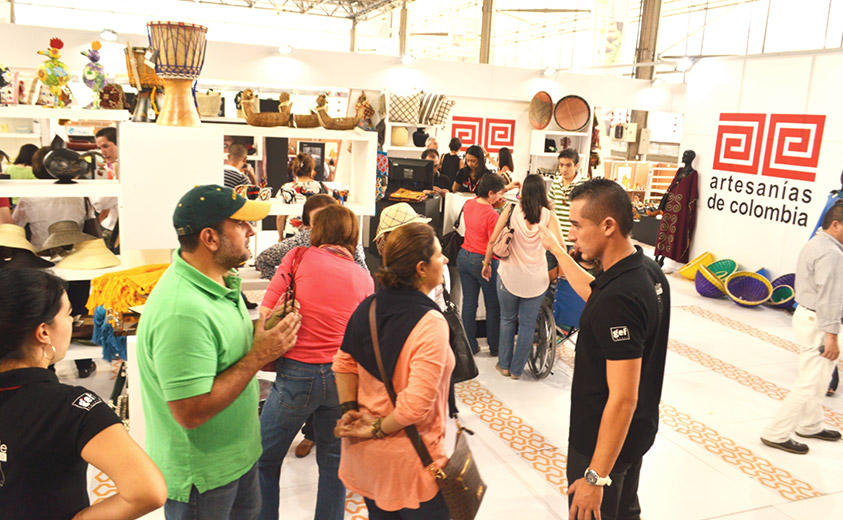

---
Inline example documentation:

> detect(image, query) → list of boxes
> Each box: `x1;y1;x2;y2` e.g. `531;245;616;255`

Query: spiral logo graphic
712;113;767;174
761;114;826;182
450;116;484;151
484;118;516;152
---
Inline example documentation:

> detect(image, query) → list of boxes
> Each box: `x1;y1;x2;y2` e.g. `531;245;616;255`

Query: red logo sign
451;116;484;151
483;118;516;153
451;116;516;152
713;113;825;182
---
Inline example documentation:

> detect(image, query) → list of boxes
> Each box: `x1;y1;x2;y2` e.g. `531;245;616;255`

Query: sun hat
375;202;431;242
0;223;39;253
37;220;99;254
1;247;55;269
55;239;120;270
173;184;271;236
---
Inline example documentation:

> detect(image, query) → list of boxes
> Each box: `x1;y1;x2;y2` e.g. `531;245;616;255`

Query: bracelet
340;401;359;414
482;261;491;266
371;417;387;439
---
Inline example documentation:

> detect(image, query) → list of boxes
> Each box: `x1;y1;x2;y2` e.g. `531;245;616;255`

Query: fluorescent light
543;66;557;77
401;54;415;65
277;44;293;54
99;29;117;41
675;57;697;73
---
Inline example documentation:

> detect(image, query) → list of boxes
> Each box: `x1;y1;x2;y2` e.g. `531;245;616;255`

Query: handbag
490;203;515;259
196;89;222;117
261;247;306;372
368;299;486;520
83;197;103;238
441;204;465;266
441;285;478;383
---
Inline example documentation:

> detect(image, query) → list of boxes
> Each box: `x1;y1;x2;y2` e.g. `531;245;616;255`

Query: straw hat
0;224;39;253
1;247;55;270
375;203;431;243
38;220;99;254
55;239;120;270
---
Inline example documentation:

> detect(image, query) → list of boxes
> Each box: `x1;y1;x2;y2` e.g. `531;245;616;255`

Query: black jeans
363;493;449;520
566;446;642;520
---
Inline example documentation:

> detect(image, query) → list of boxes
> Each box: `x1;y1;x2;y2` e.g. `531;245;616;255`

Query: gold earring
43;344;56;362
420;275;426;284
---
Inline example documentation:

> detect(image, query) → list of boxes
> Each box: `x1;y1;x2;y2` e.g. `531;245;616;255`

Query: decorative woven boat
726;271;772;308
679;251;714;280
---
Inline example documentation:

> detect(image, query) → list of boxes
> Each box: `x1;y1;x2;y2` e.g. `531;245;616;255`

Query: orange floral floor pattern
679;305;843;371
556;340;823;502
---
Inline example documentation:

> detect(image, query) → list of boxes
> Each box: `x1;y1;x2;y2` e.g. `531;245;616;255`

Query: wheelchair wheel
528;301;557;379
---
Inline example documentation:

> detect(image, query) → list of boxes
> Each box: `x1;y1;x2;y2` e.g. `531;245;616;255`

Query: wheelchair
527;280;580;379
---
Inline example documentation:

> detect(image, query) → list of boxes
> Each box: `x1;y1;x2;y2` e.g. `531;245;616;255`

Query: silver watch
584;468;612;486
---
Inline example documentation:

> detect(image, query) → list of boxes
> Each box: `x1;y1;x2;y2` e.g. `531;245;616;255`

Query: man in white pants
761;202;843;454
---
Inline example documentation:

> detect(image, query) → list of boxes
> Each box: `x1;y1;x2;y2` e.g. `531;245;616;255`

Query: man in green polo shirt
137;185;301;520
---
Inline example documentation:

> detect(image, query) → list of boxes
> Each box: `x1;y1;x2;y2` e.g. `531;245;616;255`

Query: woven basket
679;251;714;280
771;273;795;289
726;271;772;307
695;265;726;298
767;285;796;310
706;259;738;280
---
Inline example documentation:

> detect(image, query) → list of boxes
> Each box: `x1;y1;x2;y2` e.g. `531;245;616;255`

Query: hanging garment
655;168;698;263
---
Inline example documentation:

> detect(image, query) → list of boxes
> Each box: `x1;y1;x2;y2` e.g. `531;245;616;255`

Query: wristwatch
584;468;612;487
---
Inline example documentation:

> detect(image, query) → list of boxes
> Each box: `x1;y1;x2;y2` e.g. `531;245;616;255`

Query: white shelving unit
528;127;592;176
0;179;121;198
381;92;444;157
0;105;130;121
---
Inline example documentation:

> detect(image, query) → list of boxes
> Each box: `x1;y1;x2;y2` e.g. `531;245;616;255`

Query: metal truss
175;0;408;20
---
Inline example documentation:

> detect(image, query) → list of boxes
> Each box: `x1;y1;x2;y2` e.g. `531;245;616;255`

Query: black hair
475;173;506;200
14;143;39;166
520;174;550;225
558;148;579;165
821;201;843;230
570;178;634;236
421;149;439;160
498;147;514;172
464;145;490;175
177;220;225;253
95;126;117;144
448;137;462;152
0;269;67;364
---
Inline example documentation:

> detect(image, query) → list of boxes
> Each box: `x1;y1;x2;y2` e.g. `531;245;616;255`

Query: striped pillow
428;98;455;126
418;93;445;124
389;92;422;123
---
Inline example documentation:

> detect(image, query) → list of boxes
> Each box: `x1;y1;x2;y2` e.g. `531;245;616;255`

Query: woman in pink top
483;175;564;379
258;204;374;520
333;223;454;518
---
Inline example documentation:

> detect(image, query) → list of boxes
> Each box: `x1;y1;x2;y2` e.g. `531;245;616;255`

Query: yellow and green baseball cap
173;184;271;236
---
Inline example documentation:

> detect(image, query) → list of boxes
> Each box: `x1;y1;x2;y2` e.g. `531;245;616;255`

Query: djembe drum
146;21;208;127
124;46;166;123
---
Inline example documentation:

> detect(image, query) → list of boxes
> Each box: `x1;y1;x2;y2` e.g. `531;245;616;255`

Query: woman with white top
482;174;564;379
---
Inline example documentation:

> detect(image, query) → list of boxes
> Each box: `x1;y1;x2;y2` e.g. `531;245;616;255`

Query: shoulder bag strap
368;299;437;469
505;203;515;226
454;204;466;230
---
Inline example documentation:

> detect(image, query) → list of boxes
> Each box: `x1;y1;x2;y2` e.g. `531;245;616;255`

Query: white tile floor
61;248;843;519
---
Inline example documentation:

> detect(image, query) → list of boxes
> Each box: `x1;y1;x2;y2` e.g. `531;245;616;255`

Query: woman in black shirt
452;145;492;193
0;269;166;520
440;137;463;186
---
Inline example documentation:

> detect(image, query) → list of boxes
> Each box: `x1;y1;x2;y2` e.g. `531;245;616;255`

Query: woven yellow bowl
679;251;714;280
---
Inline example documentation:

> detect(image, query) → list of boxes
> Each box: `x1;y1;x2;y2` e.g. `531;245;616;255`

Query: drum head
554;95;590;132
528;91;553;130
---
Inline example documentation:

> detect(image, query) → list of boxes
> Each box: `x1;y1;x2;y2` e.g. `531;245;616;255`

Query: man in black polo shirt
541;178;670;520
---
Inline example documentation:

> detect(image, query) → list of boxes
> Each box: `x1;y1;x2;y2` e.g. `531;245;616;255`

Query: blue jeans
363;492;450;520
164;463;260;520
457;248;500;354
497;278;545;377
258;358;345;520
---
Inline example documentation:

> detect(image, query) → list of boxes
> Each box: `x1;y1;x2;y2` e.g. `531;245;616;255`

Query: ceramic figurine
81;41;106;108
37;38;71;107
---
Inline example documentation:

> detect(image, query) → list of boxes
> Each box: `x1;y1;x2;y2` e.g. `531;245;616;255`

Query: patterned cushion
428;99;455;126
388;92;422;124
418;92;446;124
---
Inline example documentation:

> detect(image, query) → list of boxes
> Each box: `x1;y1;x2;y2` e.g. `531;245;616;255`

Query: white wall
682;50;843;276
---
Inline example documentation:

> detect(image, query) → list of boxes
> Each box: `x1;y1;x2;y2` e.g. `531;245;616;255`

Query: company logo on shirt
72;392;103;411
610;326;630;342
0;440;8;487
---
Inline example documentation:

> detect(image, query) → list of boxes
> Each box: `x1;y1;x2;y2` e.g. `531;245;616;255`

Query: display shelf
52;258;125;282
384;145;427;152
0;132;40;138
268;200;368;216
65;342;103;361
0;179;120;198
0;105;130;121
386;121;440;129
541;130;589;137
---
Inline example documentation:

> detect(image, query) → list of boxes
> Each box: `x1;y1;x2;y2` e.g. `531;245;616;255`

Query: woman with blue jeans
457;173;508;356
258;205;374;520
484;175;564;379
